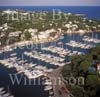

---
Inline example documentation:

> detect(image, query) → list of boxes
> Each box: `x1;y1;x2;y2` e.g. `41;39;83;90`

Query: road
47;67;73;97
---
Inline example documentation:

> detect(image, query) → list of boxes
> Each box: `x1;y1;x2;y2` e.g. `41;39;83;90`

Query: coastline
63;30;100;34
0;6;100;97
0;32;61;52
0;30;100;52
0;30;100;97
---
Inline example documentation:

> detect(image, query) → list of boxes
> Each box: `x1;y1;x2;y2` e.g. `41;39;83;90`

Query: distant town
0;9;100;47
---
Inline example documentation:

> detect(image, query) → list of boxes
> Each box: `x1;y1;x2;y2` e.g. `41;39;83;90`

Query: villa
97;64;100;73
3;10;17;14
8;31;22;37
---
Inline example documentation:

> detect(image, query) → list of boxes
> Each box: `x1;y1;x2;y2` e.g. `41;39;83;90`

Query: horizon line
0;5;100;6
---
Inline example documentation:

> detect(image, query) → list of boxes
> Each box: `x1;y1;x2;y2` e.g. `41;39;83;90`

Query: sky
0;0;100;6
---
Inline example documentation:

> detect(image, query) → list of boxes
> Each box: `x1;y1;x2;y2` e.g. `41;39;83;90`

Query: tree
23;31;31;40
85;75;100;97
49;32;57;37
70;85;84;97
35;31;40;40
80;61;92;73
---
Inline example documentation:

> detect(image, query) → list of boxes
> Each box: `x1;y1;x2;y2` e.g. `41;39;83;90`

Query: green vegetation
23;31;31;40
62;46;100;97
0;10;100;47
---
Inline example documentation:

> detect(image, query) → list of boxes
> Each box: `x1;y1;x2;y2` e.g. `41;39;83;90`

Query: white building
97;64;100;73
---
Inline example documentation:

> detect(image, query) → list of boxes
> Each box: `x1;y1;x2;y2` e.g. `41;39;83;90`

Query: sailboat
0;86;14;97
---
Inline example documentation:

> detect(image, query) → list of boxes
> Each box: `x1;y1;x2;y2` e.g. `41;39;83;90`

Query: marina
0;32;100;97
66;40;95;49
0;5;100;97
0;56;45;79
41;45;71;57
24;50;65;66
0;87;14;97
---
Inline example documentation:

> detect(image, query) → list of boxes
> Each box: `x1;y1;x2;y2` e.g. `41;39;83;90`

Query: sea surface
0;6;100;97
0;6;100;19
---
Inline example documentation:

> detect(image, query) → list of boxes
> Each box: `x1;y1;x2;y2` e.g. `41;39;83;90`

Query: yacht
44;86;53;91
24;50;65;66
0;87;4;91
43;79;52;85
0;87;14;97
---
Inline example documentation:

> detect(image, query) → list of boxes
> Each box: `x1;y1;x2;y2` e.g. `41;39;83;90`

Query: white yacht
43;79;52;85
0;87;14;97
44;86;53;91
